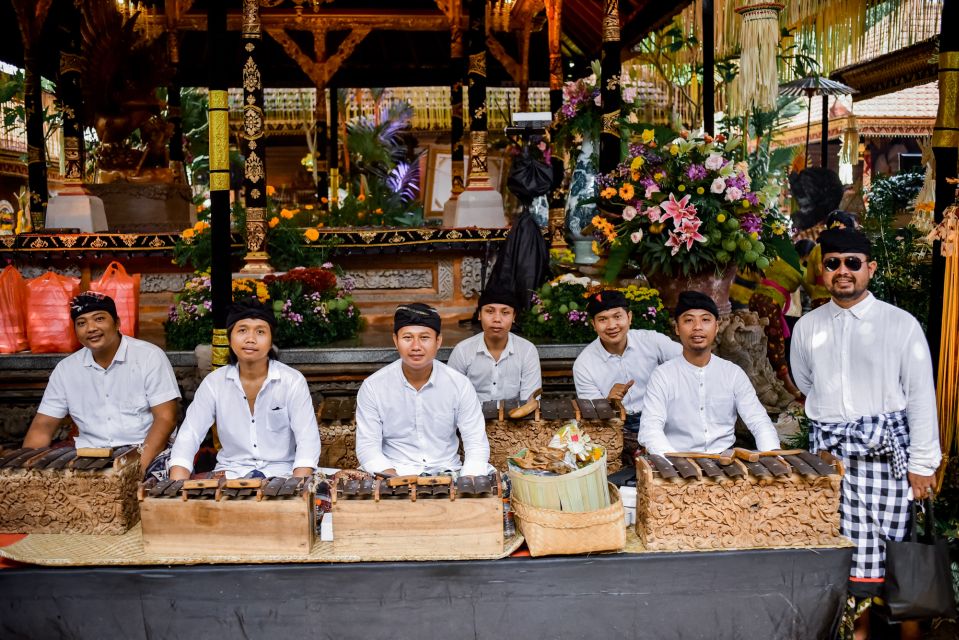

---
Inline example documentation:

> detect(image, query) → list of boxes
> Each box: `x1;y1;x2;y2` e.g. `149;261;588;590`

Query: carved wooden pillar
599;0;622;174
545;0;563;115
929;0;959;371
208;0;232;367
56;0;85;191
450;7;466;198
168;31;186;185
240;0;272;274
702;0;715;136
518;20;532;112
465;0;490;189
329;85;339;204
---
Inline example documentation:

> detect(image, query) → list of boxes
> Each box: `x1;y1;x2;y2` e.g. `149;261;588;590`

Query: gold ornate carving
59;52;83;75
247;224;266;252
59;235;78;248
1;236;15;248
29;237;48;249
245;151;265;184
149;236;166;248
250;188;262;200
90;237;108;248
212;328;229;369
469;130;489;178
119;234;138;247
209;90;230;192
243;56;262;93
602;109;621;136
389;233;405;244
358;231;377;244
445;229;463;240
933;51;959;149
243;0;262;36
243;105;265;140
416;229;436;240
246;207;266;223
468;52;486;78
602;0;620;43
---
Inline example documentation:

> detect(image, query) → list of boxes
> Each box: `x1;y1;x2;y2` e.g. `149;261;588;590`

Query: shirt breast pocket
267;406;291;432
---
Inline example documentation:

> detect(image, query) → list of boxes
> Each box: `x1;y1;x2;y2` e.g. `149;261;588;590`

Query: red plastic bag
89;261;141;337
26;272;81;353
0;265;28;353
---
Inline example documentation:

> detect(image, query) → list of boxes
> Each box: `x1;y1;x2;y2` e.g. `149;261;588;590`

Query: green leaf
604;241;631;282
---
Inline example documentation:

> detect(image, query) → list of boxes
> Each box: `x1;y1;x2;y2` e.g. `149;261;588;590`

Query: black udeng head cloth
478;284;517;310
818;227;871;257
226;297;277;330
70;292;118;321
674;290;719;319
585;290;629;318
394;303;442;334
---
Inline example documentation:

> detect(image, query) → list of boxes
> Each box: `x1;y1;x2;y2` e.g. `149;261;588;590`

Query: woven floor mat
0;522;526;567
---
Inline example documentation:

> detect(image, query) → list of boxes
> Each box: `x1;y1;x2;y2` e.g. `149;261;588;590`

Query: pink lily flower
660;193;697;227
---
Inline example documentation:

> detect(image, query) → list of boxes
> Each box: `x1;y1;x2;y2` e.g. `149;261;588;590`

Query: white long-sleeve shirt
790;293;941;475
639;355;780;456
168;360;320;479
37;335;181;449
573;329;682;414
355;359;490;476
446;332;542;402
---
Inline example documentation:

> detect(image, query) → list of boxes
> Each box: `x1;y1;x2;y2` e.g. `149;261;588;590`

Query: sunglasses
823;256;865;272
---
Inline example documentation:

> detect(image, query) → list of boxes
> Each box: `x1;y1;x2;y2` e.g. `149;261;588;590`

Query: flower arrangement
173;220;214;272
164;266;361;350
594;129;790;278
266;204;338;272
520;273;670;343
551;64;602;153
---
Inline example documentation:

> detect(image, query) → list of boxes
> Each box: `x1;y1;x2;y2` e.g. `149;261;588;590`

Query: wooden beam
265;27;327;87
486;35;520;81
150;10;450;32
326;29;372;81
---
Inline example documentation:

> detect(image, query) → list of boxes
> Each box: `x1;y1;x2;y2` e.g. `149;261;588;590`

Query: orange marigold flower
600;187;617;199
181;228;195;239
280;209;294;219
304;228;320;242
268;217;279;228
266;185;277;197
321;197;329;204
619;183;635;200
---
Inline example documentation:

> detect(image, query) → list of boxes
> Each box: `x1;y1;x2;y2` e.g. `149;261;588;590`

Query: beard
828;277;868;301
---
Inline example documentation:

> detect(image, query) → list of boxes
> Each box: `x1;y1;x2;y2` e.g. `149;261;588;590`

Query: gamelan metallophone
331;472;504;558
635;449;844;551
483;397;625;472
0;445;141;534
138;476;314;556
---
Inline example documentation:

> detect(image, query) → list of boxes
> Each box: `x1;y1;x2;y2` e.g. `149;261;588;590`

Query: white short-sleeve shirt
37;335;181;449
446;332;542;402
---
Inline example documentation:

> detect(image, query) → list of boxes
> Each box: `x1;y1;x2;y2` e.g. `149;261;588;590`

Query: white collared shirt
638;355;781;456
573;329;682;414
355;359;490;476
447;331;542;402
168;359;320;479
37;335;181;449
790;293;941;475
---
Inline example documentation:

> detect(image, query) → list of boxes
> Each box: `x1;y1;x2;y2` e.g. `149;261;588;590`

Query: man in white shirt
639;291;780;456
168;299;320;480
23;292;180;476
573;289;682;462
355;303;490;477
447;286;542;402
791;225;940;634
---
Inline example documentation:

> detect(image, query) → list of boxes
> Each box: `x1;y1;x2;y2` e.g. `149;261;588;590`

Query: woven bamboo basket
512;483;626;557
507;451;610;512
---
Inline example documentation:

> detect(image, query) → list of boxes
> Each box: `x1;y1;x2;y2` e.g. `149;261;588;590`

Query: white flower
630;230;643;243
622;205;637;221
725;186;743;202
710;177;726;194
704;154;725;171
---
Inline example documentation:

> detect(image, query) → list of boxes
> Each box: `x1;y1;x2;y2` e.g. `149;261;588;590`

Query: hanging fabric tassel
934;182;959;490
838;114;858;185
735;1;784;115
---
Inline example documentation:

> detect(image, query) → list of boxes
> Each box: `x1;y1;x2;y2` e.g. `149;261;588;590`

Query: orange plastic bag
0;265;28;353
89;261;141;337
26;272;81;353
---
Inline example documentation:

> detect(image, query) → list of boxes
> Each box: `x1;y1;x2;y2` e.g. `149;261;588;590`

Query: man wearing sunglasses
791;224;940;638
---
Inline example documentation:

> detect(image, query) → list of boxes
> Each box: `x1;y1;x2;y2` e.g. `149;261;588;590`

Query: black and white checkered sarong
810;411;911;583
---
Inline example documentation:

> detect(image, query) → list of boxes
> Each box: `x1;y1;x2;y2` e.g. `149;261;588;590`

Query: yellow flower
196;204;205;213
268;217;279;228
630;156;645;170
696;187;705;195
193;220;209;233
591;241;600;255
641;129;655;144
669;145;679;156
305;204;314;211
649;222;665;234
750;232;759;240
266;185;276;197
717;214;727;223
280;208;294;219
304;228;320;242
618;183;635;200
654;172;665;182
741;199;750;208
181;228;195;239
677;184;686;192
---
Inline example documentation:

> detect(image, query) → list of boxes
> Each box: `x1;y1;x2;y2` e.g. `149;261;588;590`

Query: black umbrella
780;76;856;167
